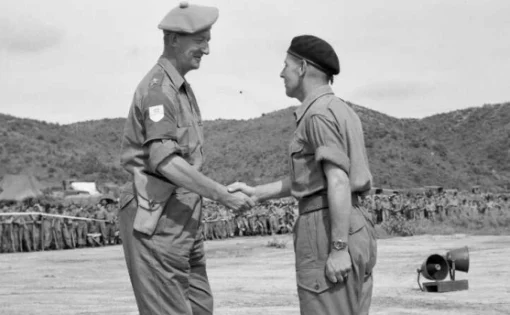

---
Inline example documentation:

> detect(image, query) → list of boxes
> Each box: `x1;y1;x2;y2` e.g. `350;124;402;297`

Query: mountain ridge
0;102;508;191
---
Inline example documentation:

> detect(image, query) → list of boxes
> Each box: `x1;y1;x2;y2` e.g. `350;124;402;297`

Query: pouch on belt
132;168;175;236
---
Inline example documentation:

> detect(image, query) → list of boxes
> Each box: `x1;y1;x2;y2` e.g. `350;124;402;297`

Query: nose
279;68;284;78
201;42;209;55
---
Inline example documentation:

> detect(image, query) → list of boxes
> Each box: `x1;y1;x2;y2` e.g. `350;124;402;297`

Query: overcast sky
0;0;509;124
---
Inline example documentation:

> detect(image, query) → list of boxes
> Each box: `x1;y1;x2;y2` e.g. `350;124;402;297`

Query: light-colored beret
158;2;219;34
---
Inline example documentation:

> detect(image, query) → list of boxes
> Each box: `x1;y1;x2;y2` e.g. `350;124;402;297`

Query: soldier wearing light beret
119;2;254;315
229;35;377;315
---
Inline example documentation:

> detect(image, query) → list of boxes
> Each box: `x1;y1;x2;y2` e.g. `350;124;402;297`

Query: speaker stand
422;280;469;292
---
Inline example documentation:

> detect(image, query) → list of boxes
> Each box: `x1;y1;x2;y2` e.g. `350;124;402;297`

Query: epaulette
148;70;166;89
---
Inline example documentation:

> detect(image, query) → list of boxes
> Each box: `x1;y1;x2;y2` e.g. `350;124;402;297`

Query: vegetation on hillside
0;102;508;190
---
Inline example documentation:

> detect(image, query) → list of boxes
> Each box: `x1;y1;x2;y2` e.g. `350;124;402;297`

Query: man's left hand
325;250;352;283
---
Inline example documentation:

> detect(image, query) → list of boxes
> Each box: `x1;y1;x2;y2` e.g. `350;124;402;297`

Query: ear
166;32;180;48
298;59;307;77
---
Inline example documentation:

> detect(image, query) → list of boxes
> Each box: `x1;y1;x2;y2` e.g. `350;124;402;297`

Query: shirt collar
294;85;334;123
157;56;185;90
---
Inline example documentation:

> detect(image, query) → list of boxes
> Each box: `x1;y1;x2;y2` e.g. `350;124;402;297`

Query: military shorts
119;187;213;315
294;204;377;315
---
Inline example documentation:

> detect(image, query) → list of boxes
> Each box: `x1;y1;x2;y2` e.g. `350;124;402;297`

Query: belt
298;192;361;215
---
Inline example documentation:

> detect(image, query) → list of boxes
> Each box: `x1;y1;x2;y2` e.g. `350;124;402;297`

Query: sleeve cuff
143;134;177;147
315;146;350;175
148;140;181;172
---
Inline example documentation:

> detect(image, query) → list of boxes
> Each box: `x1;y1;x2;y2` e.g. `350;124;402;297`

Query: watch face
333;240;347;250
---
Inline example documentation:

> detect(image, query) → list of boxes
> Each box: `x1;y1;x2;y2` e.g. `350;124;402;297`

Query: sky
0;0;509;124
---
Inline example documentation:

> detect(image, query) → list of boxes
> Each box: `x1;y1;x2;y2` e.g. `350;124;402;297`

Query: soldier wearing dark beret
228;35;377;314
119;2;254;315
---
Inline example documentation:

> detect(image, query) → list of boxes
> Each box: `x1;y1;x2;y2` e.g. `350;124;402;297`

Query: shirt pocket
289;139;305;180
176;120;201;159
176;125;191;156
119;186;136;211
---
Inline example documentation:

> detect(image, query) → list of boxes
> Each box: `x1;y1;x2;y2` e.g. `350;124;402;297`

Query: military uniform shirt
289;85;372;199
120;56;204;176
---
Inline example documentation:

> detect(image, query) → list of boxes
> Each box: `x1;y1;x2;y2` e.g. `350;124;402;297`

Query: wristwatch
332;239;348;251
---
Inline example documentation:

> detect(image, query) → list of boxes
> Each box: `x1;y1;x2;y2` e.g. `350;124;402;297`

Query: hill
0;102;509;191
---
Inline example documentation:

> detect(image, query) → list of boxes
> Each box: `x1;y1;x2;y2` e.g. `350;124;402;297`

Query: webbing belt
298;193;361;215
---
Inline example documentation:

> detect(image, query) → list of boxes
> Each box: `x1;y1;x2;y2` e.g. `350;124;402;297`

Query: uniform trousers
119;188;213;315
294;201;377;315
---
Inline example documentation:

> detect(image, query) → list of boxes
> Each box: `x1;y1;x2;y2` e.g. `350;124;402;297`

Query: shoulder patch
149;105;164;122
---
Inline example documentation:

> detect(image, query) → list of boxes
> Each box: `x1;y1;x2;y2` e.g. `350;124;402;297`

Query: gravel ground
0;234;509;315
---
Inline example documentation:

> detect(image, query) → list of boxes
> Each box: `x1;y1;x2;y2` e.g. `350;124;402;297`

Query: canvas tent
62;194;116;206
69;182;101;195
0;174;44;202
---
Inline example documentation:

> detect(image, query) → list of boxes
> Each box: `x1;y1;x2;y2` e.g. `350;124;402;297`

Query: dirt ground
0;234;509;315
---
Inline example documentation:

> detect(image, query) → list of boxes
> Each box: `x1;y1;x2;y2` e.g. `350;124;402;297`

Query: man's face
176;30;211;73
280;54;303;98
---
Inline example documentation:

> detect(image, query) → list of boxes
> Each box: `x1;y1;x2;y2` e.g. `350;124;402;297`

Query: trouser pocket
349;206;377;277
294;210;333;294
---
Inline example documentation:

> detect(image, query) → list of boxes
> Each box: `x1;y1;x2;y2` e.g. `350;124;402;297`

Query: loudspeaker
446;246;469;278
419;254;449;281
417;247;470;292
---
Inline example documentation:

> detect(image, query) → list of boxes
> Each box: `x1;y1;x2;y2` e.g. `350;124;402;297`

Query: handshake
220;182;258;213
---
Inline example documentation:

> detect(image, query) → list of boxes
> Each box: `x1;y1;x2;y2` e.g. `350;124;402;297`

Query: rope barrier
0;212;108;222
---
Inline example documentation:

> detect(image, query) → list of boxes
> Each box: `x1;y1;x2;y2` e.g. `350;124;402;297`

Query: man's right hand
227;182;257;200
219;190;255;212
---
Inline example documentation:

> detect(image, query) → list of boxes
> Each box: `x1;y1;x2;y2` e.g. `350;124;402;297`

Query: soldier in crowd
104;203;116;245
52;206;65;250
86;207;102;247
95;203;108;246
235;212;249;237
75;206;89;248
31;203;44;251
373;196;383;224
39;204;51;250
3;208;15;252
380;196;391;222
11;205;22;252
0;206;5;252
69;204;79;248
62;206;75;249
267;206;280;235
389;195;402;218
17;205;32;252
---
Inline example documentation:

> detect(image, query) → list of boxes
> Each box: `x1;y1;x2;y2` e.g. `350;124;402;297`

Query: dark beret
287;35;340;76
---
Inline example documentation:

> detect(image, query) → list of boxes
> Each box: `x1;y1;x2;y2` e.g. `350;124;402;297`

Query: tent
100;182;121;198
0;174;44;202
62;193;116;206
369;187;400;196
69;182;101;195
424;185;444;194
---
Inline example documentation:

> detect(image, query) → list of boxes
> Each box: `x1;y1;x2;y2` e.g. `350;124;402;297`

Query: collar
157;56;185;90
294;85;334;123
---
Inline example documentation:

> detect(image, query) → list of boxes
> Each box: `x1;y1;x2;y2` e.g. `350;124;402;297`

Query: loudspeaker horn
416;254;449;291
445;246;469;280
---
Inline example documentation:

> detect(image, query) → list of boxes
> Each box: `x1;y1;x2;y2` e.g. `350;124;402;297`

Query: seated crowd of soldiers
362;191;510;224
0;190;508;253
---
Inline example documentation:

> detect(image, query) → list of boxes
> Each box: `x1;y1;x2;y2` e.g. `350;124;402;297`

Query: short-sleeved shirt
120;56;204;177
105;211;116;223
95;207;108;220
289;85;372;200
